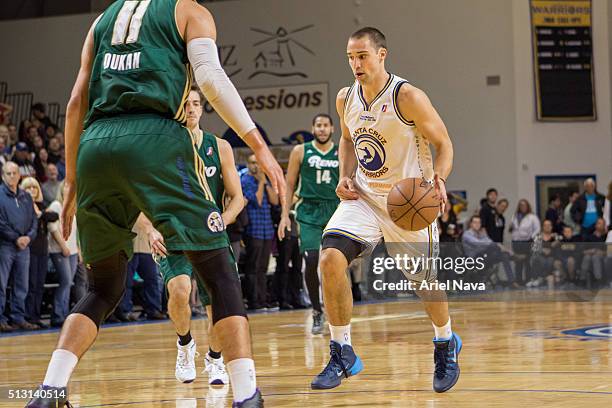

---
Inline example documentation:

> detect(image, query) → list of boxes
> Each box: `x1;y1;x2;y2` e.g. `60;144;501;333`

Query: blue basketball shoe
433;332;462;393
311;341;364;389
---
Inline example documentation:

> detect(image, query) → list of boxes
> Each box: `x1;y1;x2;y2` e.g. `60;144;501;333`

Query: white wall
0;0;609;213
513;0;612;207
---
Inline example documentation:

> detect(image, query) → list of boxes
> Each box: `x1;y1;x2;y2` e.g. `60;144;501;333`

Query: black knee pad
321;234;366;265
72;251;128;328
185;248;246;324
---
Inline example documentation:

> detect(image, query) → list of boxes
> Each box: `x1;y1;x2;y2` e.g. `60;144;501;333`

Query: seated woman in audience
529;219;560;288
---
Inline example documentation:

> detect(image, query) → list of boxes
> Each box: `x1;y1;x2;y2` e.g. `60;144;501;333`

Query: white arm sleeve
187;37;256;138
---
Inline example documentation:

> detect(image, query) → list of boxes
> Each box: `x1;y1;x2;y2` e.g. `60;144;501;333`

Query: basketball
387;177;440;231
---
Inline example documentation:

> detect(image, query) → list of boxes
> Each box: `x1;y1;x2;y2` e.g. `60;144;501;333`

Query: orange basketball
387;178;440;231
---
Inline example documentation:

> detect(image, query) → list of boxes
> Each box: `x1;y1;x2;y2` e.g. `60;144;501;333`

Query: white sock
226;358;256;403
43;349;79;387
433;318;452;341
329;324;351;346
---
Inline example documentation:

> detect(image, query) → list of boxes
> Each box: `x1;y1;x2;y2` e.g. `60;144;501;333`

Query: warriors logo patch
355;133;386;172
207;211;225;233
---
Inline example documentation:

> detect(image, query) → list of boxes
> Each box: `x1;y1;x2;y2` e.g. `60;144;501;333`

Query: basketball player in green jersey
142;87;240;386
278;114;339;335
26;1;285;407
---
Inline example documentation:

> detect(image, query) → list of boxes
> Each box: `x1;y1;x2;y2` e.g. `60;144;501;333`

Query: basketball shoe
25;385;72;407
204;353;229;385
433;332;462;392
311;341;363;389
176;339;197;383
232;388;263;407
311;310;325;335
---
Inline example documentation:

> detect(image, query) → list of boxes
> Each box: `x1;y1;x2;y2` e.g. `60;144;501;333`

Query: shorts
296;198;338;252
323;195;439;283
158;250;239;307
76;115;229;263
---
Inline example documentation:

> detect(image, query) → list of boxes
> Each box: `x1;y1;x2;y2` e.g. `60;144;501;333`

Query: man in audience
241;153;279;310
563;191;580;234
571;178;605;237
479;188;498;240
42;163;61;206
0;162;38;331
12;142;36;178
545;194;563;234
462;214;517;287
47;137;62;164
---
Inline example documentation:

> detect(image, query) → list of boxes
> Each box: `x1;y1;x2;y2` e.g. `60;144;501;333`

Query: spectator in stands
563;191;580;234
554;225;580;284
479;188;498;239
115;220;165;321
604;181;611;231
7;124;18;147
571;178;605;237
0;134;7;170
544;194;563;234
439;202;458;237
12;142;36;178
580;218;608;288
56;147;66;180
42;163;60;206
0;124;9;149
47;181;79;327
510;199;540;284
491;198;509;243
47;137;62;164
528;219;560;288
33;148;49;182
45;124;57;141
20;103;53;138
462;214;517;286
241;153;278;310
20;177;58;329
23;125;40;151
0;162;38;331
0;102;13;125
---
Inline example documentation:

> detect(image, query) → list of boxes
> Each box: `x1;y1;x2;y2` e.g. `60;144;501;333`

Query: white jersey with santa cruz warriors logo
344;73;435;197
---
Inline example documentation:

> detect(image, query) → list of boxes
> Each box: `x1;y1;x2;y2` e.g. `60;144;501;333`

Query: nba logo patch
206;146;213;156
381;104;388;112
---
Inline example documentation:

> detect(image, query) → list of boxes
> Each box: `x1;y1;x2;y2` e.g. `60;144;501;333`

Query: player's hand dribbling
336;176;359;200
433;174;447;213
61;181;77;241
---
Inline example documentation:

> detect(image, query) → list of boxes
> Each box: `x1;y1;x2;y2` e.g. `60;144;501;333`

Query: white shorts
323;195;439;282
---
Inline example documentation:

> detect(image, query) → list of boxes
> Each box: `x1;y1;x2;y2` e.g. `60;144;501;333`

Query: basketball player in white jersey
310;27;461;393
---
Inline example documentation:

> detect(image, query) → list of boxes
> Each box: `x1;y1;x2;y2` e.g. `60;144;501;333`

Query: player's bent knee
72;251;128;328
185;248;246;324
319;248;346;275
167;276;192;306
321;234;365;266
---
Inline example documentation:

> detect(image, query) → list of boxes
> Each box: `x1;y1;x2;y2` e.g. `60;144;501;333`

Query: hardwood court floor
1;292;611;407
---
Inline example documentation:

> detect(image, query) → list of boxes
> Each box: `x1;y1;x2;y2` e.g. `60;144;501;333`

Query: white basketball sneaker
175;339;197;383
204;353;229;385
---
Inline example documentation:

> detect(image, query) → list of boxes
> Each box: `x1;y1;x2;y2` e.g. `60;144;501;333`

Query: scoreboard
530;0;596;121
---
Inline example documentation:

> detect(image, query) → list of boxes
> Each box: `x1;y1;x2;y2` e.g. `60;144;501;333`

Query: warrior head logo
355;134;386;172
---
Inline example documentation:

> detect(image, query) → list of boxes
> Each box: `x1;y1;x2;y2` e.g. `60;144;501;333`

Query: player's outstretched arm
61;19;96;240
397;83;454;210
217;137;245;226
336;87;359;200
178;0;286;206
278;144;304;239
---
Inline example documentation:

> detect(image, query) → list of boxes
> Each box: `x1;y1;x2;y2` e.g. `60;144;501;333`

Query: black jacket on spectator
479;202;497;240
30;202;59;255
545;207;563;234
0;182;37;245
570;192;605;226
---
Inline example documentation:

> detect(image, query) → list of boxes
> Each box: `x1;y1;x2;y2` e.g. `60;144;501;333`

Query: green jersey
296;141;340;201
198;130;225;208
85;0;192;128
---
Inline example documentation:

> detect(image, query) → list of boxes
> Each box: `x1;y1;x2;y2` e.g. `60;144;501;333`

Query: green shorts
158;250;239;307
295;198;339;252
76;115;229;263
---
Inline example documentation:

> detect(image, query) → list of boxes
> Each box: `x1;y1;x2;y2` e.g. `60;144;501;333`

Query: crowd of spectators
439;180;612;290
